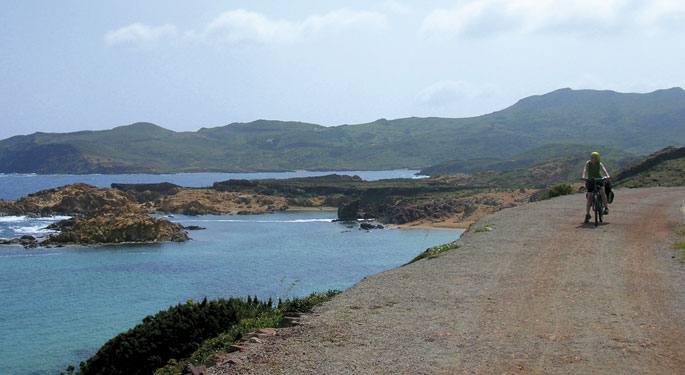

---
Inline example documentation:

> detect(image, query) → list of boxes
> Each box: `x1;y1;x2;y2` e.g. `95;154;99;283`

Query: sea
0;171;460;374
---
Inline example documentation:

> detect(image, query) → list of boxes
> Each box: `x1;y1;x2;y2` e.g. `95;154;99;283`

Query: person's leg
585;181;593;219
586;193;592;215
600;189;608;213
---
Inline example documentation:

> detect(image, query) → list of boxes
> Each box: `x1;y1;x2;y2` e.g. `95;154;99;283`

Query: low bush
548;184;574;198
407;241;461;264
79;298;272;375
532;183;575;201
75;291;340;375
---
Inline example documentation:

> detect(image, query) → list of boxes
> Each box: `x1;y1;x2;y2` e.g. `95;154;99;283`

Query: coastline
391;219;471;230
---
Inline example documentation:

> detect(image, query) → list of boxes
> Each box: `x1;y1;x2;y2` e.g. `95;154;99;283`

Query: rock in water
360;222;384;230
44;213;188;245
182;225;206;231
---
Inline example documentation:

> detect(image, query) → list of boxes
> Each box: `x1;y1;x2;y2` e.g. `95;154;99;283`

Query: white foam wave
36;216;72;221
11;225;58;235
182;218;334;223
0;252;64;258
0;216;28;223
0;215;71;223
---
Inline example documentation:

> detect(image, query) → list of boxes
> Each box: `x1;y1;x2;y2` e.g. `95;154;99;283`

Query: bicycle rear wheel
593;194;600;227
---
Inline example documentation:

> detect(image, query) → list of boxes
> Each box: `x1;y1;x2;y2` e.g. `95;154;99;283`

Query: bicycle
582;177;607;227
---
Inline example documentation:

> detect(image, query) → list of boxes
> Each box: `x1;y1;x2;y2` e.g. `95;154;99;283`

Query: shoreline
286;206;337;212
391;219;471;230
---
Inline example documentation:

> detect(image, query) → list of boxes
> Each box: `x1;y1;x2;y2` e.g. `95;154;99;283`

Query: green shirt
587;161;601;178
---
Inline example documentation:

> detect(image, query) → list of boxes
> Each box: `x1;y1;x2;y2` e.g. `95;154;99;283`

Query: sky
1;0;684;139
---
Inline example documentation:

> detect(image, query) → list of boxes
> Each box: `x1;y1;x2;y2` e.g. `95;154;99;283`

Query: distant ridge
1;88;684;174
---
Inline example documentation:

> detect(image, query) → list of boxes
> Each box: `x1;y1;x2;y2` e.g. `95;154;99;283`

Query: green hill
615;146;685;188
419;144;637;177
1;88;684;174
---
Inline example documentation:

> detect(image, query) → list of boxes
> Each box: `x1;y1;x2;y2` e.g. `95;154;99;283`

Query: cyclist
582;151;611;223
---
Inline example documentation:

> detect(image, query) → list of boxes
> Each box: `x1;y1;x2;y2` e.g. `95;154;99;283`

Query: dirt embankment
210;187;685;374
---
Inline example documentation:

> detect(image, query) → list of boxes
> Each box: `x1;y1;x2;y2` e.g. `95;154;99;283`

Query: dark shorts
585;179;605;193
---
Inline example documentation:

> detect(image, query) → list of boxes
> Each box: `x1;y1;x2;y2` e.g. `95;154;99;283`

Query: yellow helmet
591;151;600;162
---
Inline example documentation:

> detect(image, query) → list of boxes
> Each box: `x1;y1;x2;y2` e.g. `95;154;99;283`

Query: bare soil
211;187;685;374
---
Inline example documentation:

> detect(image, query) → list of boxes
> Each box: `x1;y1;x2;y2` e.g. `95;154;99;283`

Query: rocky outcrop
183;225;206;231
154;189;288;215
339;190;534;227
337;200;362;221
44;214;188;245
359;222;384;230
0;235;38;248
1;183;139;217
111;182;181;203
0;184;191;247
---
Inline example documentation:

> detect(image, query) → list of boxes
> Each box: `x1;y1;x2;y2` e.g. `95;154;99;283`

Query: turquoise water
0;211;460;374
0;170;425;200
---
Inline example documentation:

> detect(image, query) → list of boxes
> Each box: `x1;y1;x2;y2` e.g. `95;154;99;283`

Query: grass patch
674;242;685;262
406;241;461;264
474;224;493;233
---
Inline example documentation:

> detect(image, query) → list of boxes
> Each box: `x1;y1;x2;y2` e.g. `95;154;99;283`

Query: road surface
212;187;685;374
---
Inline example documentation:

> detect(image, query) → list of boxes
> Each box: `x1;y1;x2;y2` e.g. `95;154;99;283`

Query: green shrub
474;224;493;233
278;290;340;314
547;184;574;198
80;297;272;375
407;241;460;264
674;242;685;261
78;291;341;375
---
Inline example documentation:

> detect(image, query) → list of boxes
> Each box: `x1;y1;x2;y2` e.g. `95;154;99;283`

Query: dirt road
211;187;685;374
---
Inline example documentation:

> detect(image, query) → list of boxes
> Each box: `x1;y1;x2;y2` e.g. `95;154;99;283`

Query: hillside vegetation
1;88;684;173
615;146;685;187
420;144;637;186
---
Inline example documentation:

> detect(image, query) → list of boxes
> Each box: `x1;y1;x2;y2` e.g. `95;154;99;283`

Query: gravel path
211;187;685;374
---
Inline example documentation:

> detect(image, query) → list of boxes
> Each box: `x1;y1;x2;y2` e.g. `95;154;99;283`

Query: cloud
637;0;685;32
420;0;685;39
416;80;499;107
198;9;388;45
379;1;412;15
420;0;625;38
105;9;388;47
105;23;177;46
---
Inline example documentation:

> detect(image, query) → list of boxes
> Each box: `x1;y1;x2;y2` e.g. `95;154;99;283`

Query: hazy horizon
2;1;685;139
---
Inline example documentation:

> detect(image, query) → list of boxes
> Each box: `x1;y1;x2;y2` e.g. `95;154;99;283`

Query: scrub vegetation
67;291;339;375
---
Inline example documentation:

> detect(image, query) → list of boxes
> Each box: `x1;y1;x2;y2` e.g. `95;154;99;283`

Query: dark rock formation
337;200;361;221
0;235;38;248
112;182;181;203
183;225;206;231
359;222;384;230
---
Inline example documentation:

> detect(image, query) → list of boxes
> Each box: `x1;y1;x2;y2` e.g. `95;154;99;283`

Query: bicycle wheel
593;194;600;227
